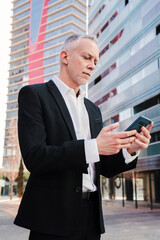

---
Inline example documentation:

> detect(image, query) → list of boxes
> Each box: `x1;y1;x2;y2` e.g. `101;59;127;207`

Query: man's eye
84;56;90;59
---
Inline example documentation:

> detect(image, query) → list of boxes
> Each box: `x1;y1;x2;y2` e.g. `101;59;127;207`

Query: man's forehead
78;38;99;57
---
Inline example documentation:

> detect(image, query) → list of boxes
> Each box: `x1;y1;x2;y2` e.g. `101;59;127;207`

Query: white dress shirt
52;76;139;192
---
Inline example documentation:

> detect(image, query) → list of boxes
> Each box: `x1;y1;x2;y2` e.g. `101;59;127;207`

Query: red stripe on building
29;0;49;84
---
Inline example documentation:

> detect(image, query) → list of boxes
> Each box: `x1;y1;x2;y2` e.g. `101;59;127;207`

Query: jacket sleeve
100;151;137;178
18;85;88;174
94;106;137;178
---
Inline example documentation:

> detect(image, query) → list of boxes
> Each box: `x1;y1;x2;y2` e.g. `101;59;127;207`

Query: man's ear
60;50;69;65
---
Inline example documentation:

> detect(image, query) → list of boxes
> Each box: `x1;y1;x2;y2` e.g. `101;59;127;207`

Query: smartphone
125;116;152;133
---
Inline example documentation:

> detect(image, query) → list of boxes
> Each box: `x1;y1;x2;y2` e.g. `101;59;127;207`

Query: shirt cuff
122;148;140;164
84;139;100;164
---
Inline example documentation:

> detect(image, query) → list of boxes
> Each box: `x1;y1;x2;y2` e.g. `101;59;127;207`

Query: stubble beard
71;73;89;87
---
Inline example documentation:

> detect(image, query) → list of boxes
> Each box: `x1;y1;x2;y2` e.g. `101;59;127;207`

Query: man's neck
58;74;80;96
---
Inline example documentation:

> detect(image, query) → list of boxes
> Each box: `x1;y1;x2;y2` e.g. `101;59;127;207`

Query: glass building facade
88;0;160;208
3;0;86;179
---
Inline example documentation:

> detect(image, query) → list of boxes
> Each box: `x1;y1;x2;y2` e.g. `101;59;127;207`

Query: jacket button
76;187;81;192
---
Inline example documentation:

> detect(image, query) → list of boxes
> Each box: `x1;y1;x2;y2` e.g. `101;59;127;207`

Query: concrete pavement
0;197;160;240
0;198;29;240
102;201;160;240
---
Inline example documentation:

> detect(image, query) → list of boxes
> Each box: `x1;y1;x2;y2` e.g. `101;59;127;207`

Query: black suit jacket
14;80;137;236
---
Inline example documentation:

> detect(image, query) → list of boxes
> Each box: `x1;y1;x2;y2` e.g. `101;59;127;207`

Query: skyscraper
88;0;160;207
3;0;87;182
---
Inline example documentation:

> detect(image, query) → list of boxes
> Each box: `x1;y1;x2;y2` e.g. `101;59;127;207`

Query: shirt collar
52;76;86;99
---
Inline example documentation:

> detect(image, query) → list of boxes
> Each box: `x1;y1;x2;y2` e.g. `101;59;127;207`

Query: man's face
65;38;99;88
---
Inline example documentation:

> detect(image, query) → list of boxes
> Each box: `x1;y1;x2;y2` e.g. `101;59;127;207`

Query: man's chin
81;81;88;86
79;78;89;86
73;77;89;87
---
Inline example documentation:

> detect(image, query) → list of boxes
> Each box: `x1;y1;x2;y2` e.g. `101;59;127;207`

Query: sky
0;0;12;167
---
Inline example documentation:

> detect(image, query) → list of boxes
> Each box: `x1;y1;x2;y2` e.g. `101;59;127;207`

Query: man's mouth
83;72;91;77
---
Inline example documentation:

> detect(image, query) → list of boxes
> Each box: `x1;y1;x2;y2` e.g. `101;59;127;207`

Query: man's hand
96;122;136;155
127;122;154;155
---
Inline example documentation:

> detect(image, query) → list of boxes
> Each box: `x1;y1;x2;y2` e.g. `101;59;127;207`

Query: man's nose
88;60;96;70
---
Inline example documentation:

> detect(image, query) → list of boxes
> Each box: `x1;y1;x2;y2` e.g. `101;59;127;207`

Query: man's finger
120;143;132;149
140;127;151;140
135;139;148;149
146;122;154;132
119;136;136;144
136;132;150;144
114;130;137;138
103;122;119;132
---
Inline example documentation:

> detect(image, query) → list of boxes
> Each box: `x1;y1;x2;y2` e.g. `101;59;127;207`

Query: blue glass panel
12;18;29;30
148;143;160;156
14;0;28;7
13;3;30;15
30;0;44;44
13;10;30;21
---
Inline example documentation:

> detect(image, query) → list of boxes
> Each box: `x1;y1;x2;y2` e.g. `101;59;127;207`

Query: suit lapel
46;80;77;140
84;98;101;175
46;80;101;141
84;98;99;139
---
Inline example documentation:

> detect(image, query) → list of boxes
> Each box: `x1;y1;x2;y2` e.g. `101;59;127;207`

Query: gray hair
61;34;98;51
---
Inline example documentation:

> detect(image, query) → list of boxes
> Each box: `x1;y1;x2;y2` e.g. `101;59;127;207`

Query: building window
101;21;109;34
89;4;105;27
110;29;124;45
101;63;116;79
150;131;160;143
88;62;116;89
95;11;118;39
99;44;109;57
111;115;119;123
125;0;129;6
156;24;160;35
99;29;124;58
94;75;101;85
101;68;110;79
110;11;118;23
158;58;160;68
95;89;117;106
134;94;160;114
96;32;100;38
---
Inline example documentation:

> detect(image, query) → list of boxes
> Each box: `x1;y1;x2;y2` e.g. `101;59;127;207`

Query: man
14;35;153;240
